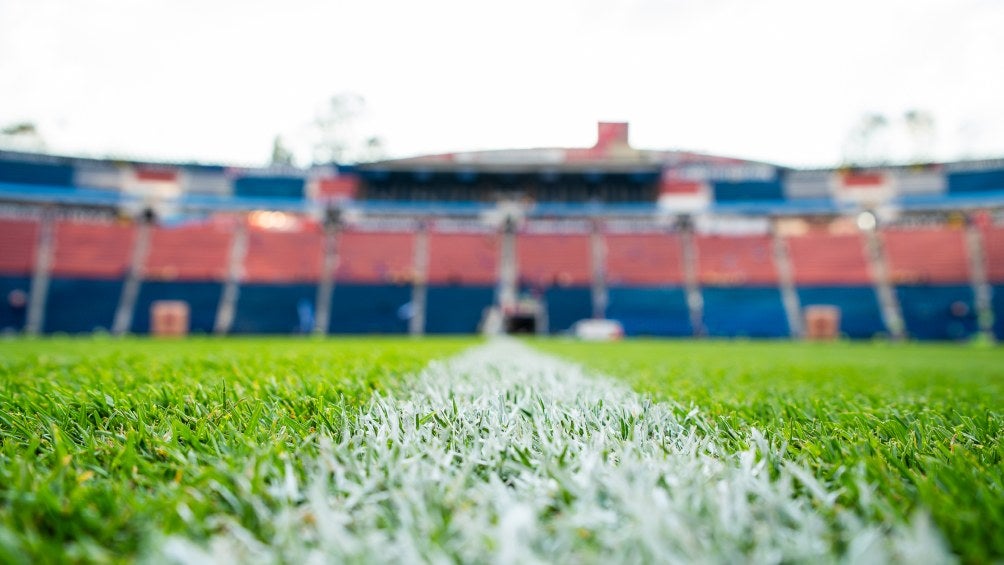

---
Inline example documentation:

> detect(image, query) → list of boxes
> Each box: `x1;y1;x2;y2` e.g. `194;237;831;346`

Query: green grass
534;339;1004;564
0;337;472;563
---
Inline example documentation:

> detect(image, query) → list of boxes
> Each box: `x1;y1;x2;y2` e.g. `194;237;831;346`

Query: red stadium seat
604;232;685;285
145;222;232;281
517;232;592;287
0;217;39;275
980;226;1004;284
51;218;136;279
336;230;415;284
785;231;872;285
427;231;498;285
696;234;778;285
242;225;324;283
881;226;970;284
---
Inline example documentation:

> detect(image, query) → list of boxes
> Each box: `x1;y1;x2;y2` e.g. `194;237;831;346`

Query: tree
903;109;936;163
842;113;891;166
0;121;46;152
311;93;385;165
270;135;295;167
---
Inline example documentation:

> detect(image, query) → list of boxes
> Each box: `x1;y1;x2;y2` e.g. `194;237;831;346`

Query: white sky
1;0;1003;168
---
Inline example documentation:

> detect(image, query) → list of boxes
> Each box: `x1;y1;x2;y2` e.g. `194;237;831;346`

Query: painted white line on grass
158;339;952;564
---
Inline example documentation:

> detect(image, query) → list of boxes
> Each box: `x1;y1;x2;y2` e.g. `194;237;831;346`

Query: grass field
0;338;472;563
0;337;1001;563
537;339;1004;563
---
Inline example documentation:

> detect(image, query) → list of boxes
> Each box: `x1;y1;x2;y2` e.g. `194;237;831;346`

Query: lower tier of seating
796;286;886;338
895;285;979;340
44;278;122;333
0;276;30;332
544;286;593;334
328;283;411;334
7;275;997;341
701;287;790;338
607;286;691;337
131;281;223;334
232;283;317;334
426;285;495;334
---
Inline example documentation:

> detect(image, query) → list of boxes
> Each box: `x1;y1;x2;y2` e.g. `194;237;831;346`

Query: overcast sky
2;0;1002;168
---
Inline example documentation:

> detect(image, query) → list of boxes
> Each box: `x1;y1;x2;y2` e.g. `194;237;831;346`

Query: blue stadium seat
606;286;691;336
329;283;410;334
0;159;74;187
44;278;122;333
701;287;789;337
131;281;223;334
947;169;1004;194
426;285;495;334
233;176;305;199
895;285;978;340
711;180;784;202
0;276;31;332
232;283;317;334
796;286;886;338
545;287;593;333
993;285;1004;341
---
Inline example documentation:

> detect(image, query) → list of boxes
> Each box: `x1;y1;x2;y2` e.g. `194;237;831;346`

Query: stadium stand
701;287;789;338
785;231;871;285
335;230;415;283
881;226;970;284
427;231;498;285
242;224;324;283
144;221;233;281
51;218;135;278
517;232;592;287
606;287;691;336
695;234;777;285
1;122;1002;339
0;217;39;275
131;281;222;334
604;232;685;285
981;226;1004;283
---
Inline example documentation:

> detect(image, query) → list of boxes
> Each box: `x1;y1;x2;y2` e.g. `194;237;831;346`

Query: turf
0;337;472;563
534;339;1004;564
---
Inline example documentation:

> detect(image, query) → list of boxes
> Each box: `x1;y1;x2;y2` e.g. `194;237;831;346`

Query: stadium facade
1;122;1003;340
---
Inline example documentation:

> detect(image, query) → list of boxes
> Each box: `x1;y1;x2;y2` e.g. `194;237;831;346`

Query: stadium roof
357;122;783;174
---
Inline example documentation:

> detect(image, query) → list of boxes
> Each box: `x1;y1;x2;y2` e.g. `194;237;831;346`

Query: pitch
0;337;1000;563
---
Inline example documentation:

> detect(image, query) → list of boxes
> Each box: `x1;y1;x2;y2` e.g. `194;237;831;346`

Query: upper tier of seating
881;227;970;284
0;218;39;275
144;222;233;281
517;233;592;287
785;231;872;285
336;230;415;283
427;231;498;285
242;226;324;283
695;234;778;285
52;219;135;278
604;232;685;285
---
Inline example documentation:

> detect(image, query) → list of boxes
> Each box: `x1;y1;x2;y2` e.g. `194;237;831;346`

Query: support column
679;219;705;337
497;217;518;312
771;222;803;338
314;217;340;335
965;220;995;341
214;217;248;335
112;218;153;336
409;220;429;336
590;219;607;320
25;210;55;336
863;220;905;340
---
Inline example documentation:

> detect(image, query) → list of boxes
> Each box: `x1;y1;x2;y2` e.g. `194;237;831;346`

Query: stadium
2;1;1004;562
3;121;1003;340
